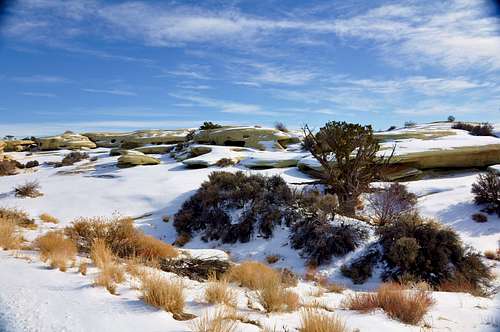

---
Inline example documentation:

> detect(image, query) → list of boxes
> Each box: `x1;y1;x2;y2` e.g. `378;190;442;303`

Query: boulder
135;145;174;155
3;139;36;152
83;130;188;148
117;150;160;167
193;126;299;151
36;132;96;150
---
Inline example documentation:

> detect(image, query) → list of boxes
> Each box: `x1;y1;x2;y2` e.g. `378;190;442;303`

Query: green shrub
452;122;494;136
340;245;380;284
199;122;222;130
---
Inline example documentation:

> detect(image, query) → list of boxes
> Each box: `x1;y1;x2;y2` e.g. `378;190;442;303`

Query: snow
1;131;500;332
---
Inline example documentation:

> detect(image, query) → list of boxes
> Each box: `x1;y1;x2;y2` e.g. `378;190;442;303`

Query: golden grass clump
0;218;22;249
343;283;433;325
65;216;178;262
78;261;88;275
204;273;237;307
35;231;77;271
190;307;238;332
299;309;348;332
257;274;299;313
484;249;500;261
140;273;185;315
0;207;35;228
228;260;279;290
39;213;59;224
91;239;125;294
438;277;485;297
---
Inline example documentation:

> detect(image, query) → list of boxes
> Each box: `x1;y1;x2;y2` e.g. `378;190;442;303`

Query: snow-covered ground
0;130;499;331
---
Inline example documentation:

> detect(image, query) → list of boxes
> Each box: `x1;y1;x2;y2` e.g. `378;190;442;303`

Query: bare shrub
140;273;185;315
0;218;21;249
65;216;178;262
368;183;417;226
471;171;500;216
299;309;348;332
257;275;299;313
228;260;279;290
14;180;43;198
0;160;18;176
343;283;433;325
204;273;237;307
303;121;386;215
34;231;77;271
39;213;59;224
274;122;289;133
266;255;280;264
57;151;89;167
190;307;238;332
215;158;235;167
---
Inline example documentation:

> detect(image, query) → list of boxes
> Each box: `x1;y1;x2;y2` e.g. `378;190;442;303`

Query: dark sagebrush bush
368;183;417;226
199;122;223;130
0;160;18;176
472;213;488;223
447;115;455;122
174;171;295;244
378;213;491;289
340;245;381;284
289;191;369;265
404;121;416;128
387;125;397;131
471;171;500;216
54;151;89;167
274;122;289;133
452;122;494;136
14;180;43;198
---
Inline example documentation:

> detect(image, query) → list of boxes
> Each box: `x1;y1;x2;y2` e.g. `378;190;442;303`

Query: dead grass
91;239;125;294
204;273;237;307
265;255;280;264
65;216;178;262
484;250;500;261
34;231;77;271
228;260;279;290
299;309;348;332
0;207;35;228
190;307;238;332
0;218;22;249
78;261;88;275
257;275;299;313
343;283;433;325
14;180;43;198
140;273;185;315
438;277;486;297
0;159;18;176
39;213;59;224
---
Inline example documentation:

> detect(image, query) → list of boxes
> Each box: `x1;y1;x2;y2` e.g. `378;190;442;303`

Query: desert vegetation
0;159;18;176
343;283;433;325
39;213;59;224
367;183;417;226
54;151;89;167
299;309;348;332
0;207;35;228
471;170;500;216
0;217;22;249
215;158;235;167
199;121;223;130
452;122;494;136
204;273;237;307
34;231;77;271
14;180;43;198
139;272;185;315
274;121;289;132
91;239;125;294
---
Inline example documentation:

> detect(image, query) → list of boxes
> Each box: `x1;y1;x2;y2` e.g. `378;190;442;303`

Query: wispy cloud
13;75;69;83
21;92;57;97
82;88;137;96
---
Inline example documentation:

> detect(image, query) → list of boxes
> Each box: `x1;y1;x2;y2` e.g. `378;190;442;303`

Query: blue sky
0;0;499;136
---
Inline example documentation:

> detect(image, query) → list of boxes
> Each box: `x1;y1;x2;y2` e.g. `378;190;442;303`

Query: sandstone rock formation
117;150;160;167
83;130;188;148
36;132;97;150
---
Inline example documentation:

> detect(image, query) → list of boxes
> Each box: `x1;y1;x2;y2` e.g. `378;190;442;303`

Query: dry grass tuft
257;275;299;313
0;207;35;228
204;274;237;307
140;273;185;315
265;255;280;264
299;309;348;332
0;218;22;249
91;239;125;294
39;213;59;224
35;231;77;271
484;250;500;261
438;277;485;297
65;216;178;262
78;261;88;275
14;180;43;198
190;307;238;332
343;283;433;325
228;260;279;290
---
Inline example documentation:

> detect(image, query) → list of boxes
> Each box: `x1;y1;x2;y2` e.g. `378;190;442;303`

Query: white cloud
13;75;69;83
21;92;57;97
82;88;137;96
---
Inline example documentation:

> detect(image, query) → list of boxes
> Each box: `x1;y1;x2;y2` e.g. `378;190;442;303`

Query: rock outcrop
117;150;160;167
83;130;188;148
193;126;299;151
3;139;36;152
0;140;5;160
36;132;97;150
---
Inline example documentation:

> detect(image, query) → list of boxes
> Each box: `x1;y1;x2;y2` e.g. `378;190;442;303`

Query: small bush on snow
471;170;500;216
367;183;417;226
